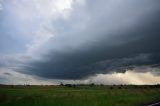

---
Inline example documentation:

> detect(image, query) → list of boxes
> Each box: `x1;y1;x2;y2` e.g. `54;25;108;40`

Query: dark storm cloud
23;0;160;79
3;72;12;76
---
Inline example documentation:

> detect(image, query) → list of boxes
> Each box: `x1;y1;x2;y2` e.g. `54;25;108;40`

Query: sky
0;0;160;85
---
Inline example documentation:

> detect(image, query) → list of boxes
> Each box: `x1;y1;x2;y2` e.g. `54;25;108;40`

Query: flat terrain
0;85;160;106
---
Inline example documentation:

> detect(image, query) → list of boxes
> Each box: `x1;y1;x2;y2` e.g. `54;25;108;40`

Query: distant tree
10;85;14;88
100;84;104;86
110;86;114;89
89;83;95;87
73;84;76;88
118;86;122;89
60;82;64;86
65;84;72;87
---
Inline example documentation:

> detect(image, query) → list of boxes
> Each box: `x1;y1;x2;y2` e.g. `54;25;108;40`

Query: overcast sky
0;0;160;85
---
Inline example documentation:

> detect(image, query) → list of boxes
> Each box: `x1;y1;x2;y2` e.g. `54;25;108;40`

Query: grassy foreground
0;85;160;106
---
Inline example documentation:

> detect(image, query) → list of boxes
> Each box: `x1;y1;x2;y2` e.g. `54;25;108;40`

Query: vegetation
0;84;160;106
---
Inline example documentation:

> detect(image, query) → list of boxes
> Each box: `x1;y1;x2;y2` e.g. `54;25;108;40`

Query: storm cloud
22;0;160;79
0;0;160;81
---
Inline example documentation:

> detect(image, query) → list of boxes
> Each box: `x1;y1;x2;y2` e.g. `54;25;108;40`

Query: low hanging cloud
0;0;160;81
1;67;160;85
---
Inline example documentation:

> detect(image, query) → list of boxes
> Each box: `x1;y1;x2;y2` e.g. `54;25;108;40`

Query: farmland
0;85;160;106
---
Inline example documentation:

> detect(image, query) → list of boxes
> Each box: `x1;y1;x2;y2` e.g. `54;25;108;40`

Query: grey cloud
21;0;160;79
3;72;12;76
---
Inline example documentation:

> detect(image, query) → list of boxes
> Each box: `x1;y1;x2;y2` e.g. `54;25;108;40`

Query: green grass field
0;85;160;106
